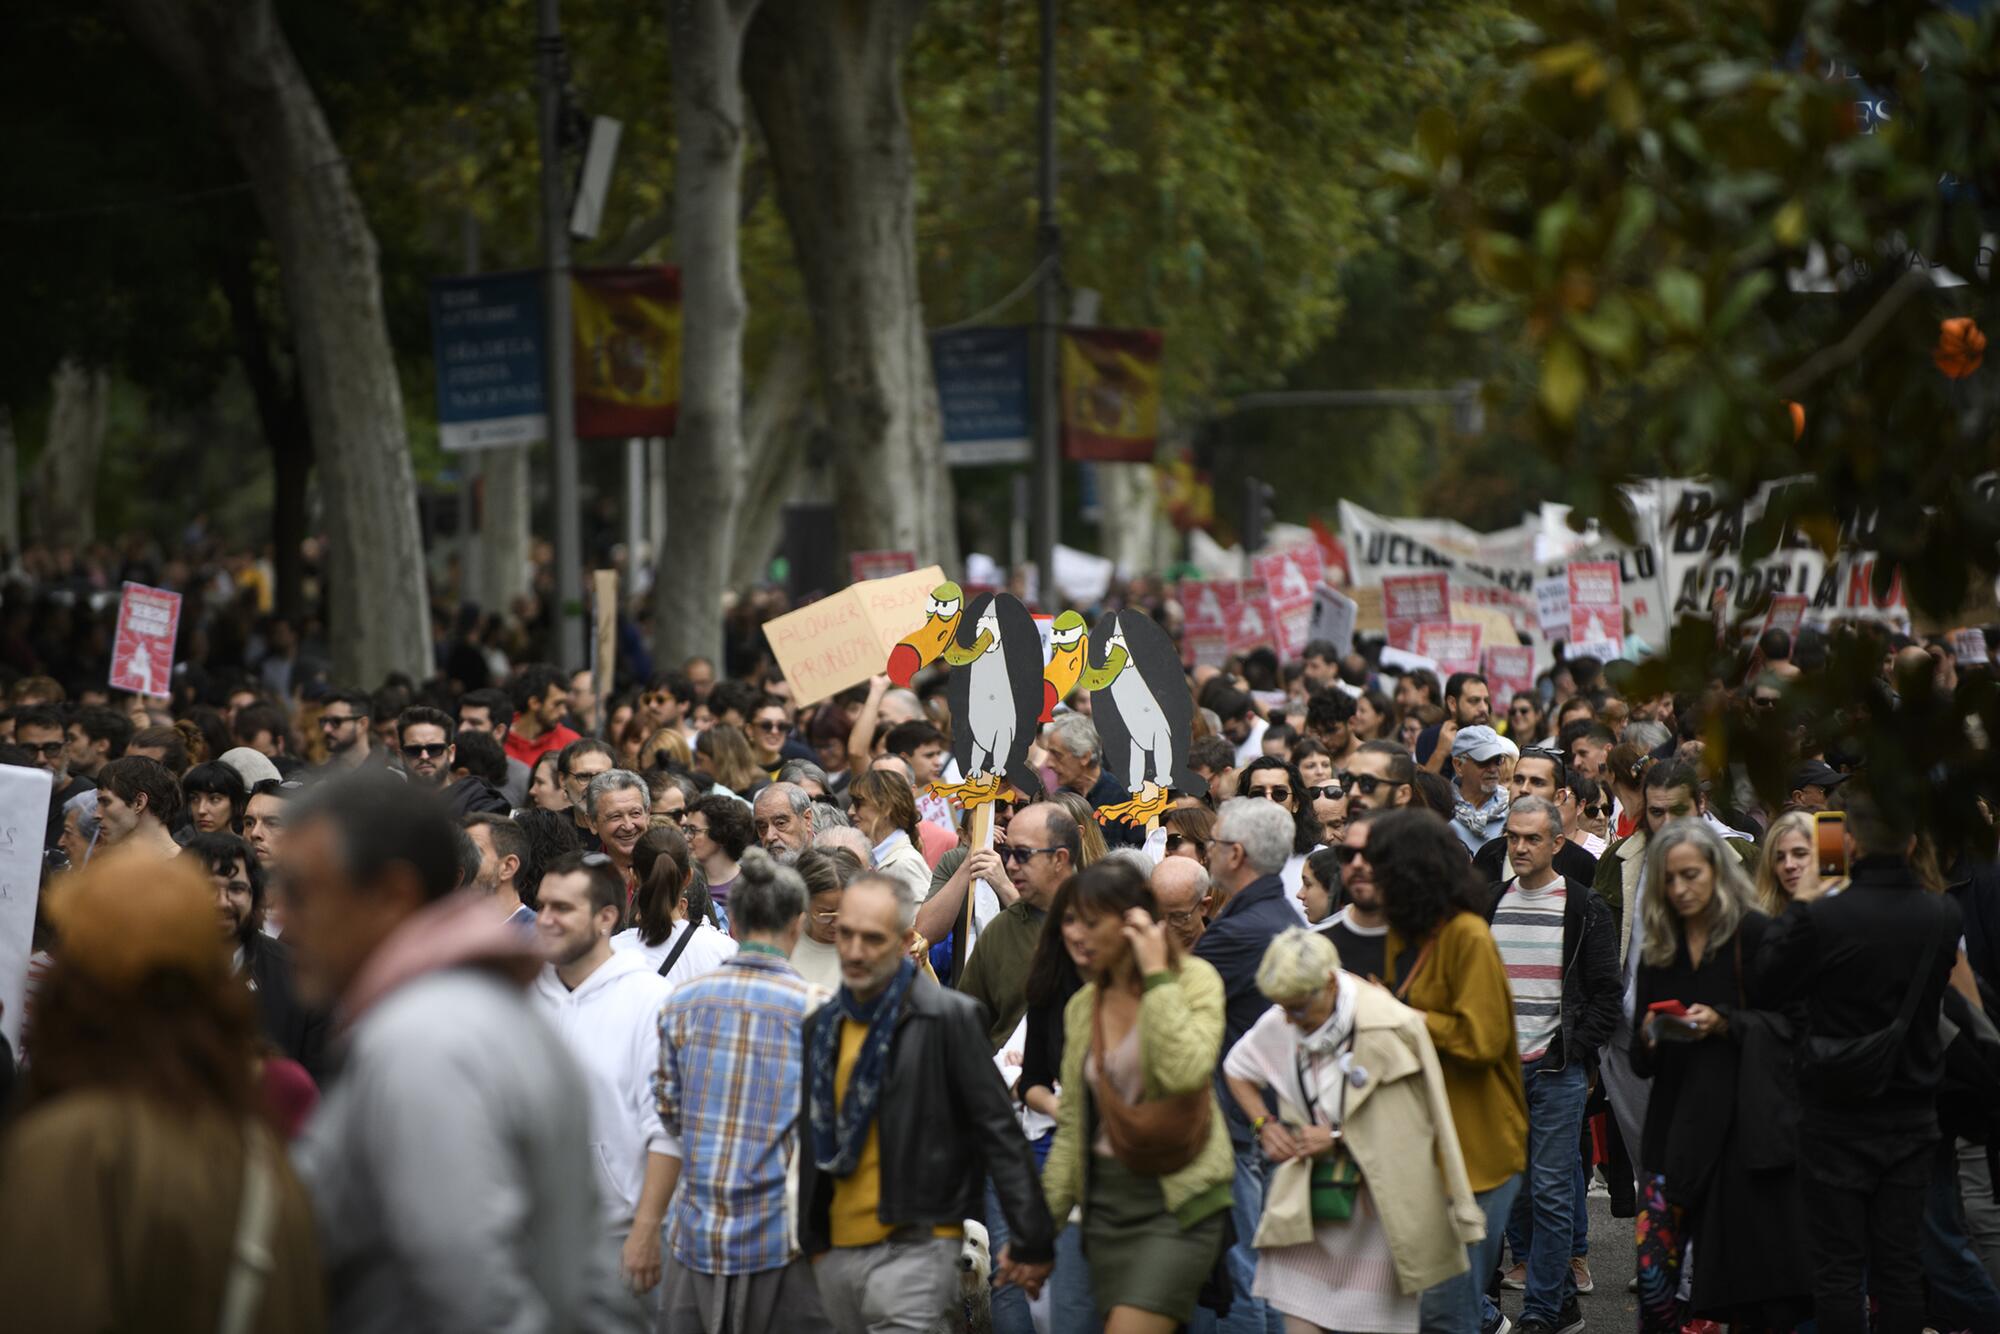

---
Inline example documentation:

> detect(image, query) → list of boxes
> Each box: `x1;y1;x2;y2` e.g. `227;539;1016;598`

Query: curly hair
1239;756;1319;855
1366;808;1489;943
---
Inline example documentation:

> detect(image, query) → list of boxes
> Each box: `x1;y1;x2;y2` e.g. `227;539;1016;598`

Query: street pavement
1492;1194;1638;1334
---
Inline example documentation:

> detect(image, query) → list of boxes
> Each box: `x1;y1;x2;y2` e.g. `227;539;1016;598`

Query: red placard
1485;645;1535;704
1253;544;1324;660
849;550;917;585
1228;579;1275;653
1761;593;1808;642
109;583;181;699
1415;621;1484;676
1566;561;1623;659
1383;572;1449;650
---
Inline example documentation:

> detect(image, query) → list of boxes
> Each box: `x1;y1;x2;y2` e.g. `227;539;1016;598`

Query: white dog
932;1218;994;1334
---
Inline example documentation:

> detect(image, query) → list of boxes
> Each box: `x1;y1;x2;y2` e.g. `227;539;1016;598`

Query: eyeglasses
401;743;449;759
319;714;361;729
1581;803;1611;818
1519;747;1564;763
1164;832;1207;855
1163;908;1202;928
20;741;64;758
753;719;789;733
998;845;1062;865
683;822;711;837
1303;784;1343;802
1335;772;1404;797
1246;785;1292;804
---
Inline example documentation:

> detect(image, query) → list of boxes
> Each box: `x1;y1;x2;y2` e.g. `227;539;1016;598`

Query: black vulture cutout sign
1078;608;1205;827
886;583;1045;809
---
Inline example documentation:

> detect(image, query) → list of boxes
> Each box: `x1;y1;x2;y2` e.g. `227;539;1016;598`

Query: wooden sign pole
964;801;995;948
592;569;618;737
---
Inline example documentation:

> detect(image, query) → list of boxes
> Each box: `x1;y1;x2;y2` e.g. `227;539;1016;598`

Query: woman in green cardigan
1011;858;1234;1332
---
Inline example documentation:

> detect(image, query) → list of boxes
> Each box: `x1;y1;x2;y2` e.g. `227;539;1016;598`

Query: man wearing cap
1450;724;1514;855
1787;760;1848;814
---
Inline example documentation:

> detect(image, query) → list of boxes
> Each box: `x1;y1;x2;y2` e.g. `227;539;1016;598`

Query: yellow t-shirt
828;1018;963;1248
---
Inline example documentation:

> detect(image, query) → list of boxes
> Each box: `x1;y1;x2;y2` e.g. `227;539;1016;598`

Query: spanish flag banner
1060;326;1163;462
572;266;681;439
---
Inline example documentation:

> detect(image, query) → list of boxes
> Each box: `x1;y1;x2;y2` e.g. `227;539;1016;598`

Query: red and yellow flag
572;266;681;438
1060;326;1163;462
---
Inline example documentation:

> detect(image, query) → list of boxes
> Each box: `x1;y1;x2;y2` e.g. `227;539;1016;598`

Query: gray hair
1508;794;1565;839
1044;712;1101;766
777;758;833;791
1639;818;1755;968
1101;847;1156;880
755;782;812;821
880;687;925;724
813;825;874;866
851;868;918;931
808;800;851;835
586;768;650;818
1623;720;1673;753
731;847;808;935
1256;928;1339;1003
1214;796;1295;876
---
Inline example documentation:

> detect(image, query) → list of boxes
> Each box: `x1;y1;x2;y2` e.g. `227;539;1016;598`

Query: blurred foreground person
285;776;608;1333
0;847;325;1332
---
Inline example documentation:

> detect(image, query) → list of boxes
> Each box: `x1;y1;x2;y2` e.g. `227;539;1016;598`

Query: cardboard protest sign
1567;561;1624;661
890;589;1048;806
1951;627;1989;666
1308;584;1358;659
1762;594;1808;643
109;582;181;699
764;565;945;705
0;762;51;1052
1535;574;1570;642
849;550;917;585
1485;645;1536;704
1415;621;1484;676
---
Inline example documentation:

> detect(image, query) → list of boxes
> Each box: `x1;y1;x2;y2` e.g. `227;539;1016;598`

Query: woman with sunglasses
1240;757;1325;904
1033;860;1233;1330
1158;804;1215;868
1506;694;1548;748
1568;775;1611;849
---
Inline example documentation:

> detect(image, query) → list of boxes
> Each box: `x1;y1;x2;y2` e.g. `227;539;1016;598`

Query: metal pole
540;0;586;670
460;210;485;610
625;437;645;573
1031;0;1061;603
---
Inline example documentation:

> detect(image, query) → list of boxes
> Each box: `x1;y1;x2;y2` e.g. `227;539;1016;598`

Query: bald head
1151;855;1213;949
871;754;914;788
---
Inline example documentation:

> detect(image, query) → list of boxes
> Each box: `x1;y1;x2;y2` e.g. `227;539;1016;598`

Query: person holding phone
1753;811;1848;916
1629;820;1811;1334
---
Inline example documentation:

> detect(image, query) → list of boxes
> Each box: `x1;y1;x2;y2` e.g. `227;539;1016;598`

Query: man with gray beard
754;783;814;863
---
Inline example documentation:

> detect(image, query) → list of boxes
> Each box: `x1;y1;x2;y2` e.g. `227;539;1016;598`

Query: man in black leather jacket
799;871;1054;1327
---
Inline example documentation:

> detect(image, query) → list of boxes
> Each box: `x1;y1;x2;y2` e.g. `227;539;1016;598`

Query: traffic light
1242;476;1277;556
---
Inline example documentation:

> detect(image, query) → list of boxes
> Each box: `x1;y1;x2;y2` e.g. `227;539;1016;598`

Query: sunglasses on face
1247;785;1291;804
1332;844;1366;865
753;719;789;733
1581;803;1611;818
1164;832;1206;855
998;845;1062;865
1335;772;1402;797
320;715;360;729
1304;784;1343;802
401;742;449;759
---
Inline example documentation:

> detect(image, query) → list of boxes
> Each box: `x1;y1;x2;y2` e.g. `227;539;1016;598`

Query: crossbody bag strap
1393;939;1436;1002
1891;928;1944;1035
217;1125;279;1334
657;922;700;979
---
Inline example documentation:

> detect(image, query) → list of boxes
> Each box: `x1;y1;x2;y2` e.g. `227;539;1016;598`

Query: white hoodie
530;949;672;1225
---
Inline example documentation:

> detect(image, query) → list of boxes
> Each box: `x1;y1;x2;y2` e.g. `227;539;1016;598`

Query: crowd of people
0;572;1997;1334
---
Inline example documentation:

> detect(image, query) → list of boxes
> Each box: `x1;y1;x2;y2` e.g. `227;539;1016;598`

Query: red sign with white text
1415;621;1483;676
109;583;181;698
849;549;917;585
1485;645;1535;705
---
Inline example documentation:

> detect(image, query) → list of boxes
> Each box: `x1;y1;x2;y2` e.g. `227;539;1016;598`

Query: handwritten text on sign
764;566;945;705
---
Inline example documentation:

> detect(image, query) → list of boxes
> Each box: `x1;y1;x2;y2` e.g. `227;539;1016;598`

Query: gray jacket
296;968;605;1333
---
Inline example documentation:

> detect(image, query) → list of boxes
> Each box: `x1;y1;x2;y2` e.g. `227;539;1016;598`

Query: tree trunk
744;0;958;574
33;358;109;546
479;444;533;618
118;0;432;686
728;335;814;588
216;237;312;624
655;0;765;671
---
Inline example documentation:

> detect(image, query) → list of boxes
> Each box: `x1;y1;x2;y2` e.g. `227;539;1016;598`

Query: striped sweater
1492;879;1566;1061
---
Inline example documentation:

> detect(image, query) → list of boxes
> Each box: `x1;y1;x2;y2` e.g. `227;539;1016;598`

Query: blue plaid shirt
655;947;820;1275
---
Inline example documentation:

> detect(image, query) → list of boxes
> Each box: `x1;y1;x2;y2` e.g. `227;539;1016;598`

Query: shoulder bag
1803;927;1942;1099
1088;987;1211;1176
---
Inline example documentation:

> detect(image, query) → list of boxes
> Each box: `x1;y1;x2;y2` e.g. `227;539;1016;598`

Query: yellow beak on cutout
888;583;964;685
1041;611;1088;721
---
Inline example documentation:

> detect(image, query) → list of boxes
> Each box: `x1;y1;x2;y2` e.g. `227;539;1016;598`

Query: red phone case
1647;1000;1691;1018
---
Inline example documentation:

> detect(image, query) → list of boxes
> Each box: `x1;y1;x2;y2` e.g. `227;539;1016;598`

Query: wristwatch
1250;1114;1269;1132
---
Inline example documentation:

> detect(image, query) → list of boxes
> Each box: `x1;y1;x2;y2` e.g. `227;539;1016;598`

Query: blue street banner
931;326;1031;467
430;272;548;452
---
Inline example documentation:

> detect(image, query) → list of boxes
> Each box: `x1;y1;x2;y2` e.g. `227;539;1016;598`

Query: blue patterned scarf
809;958;916;1176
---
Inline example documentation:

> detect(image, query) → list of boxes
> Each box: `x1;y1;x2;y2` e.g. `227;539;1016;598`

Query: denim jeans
1921;1141;2000;1333
985;1178;1036;1334
1419;1173;1523;1334
1506;1141;1589;1262
1515;1058;1589;1323
1048;1222;1100;1334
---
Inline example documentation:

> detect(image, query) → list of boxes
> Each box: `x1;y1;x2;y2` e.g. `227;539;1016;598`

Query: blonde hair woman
1223;930;1483;1334
1752;810;1823;916
1629;819;1810;1333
